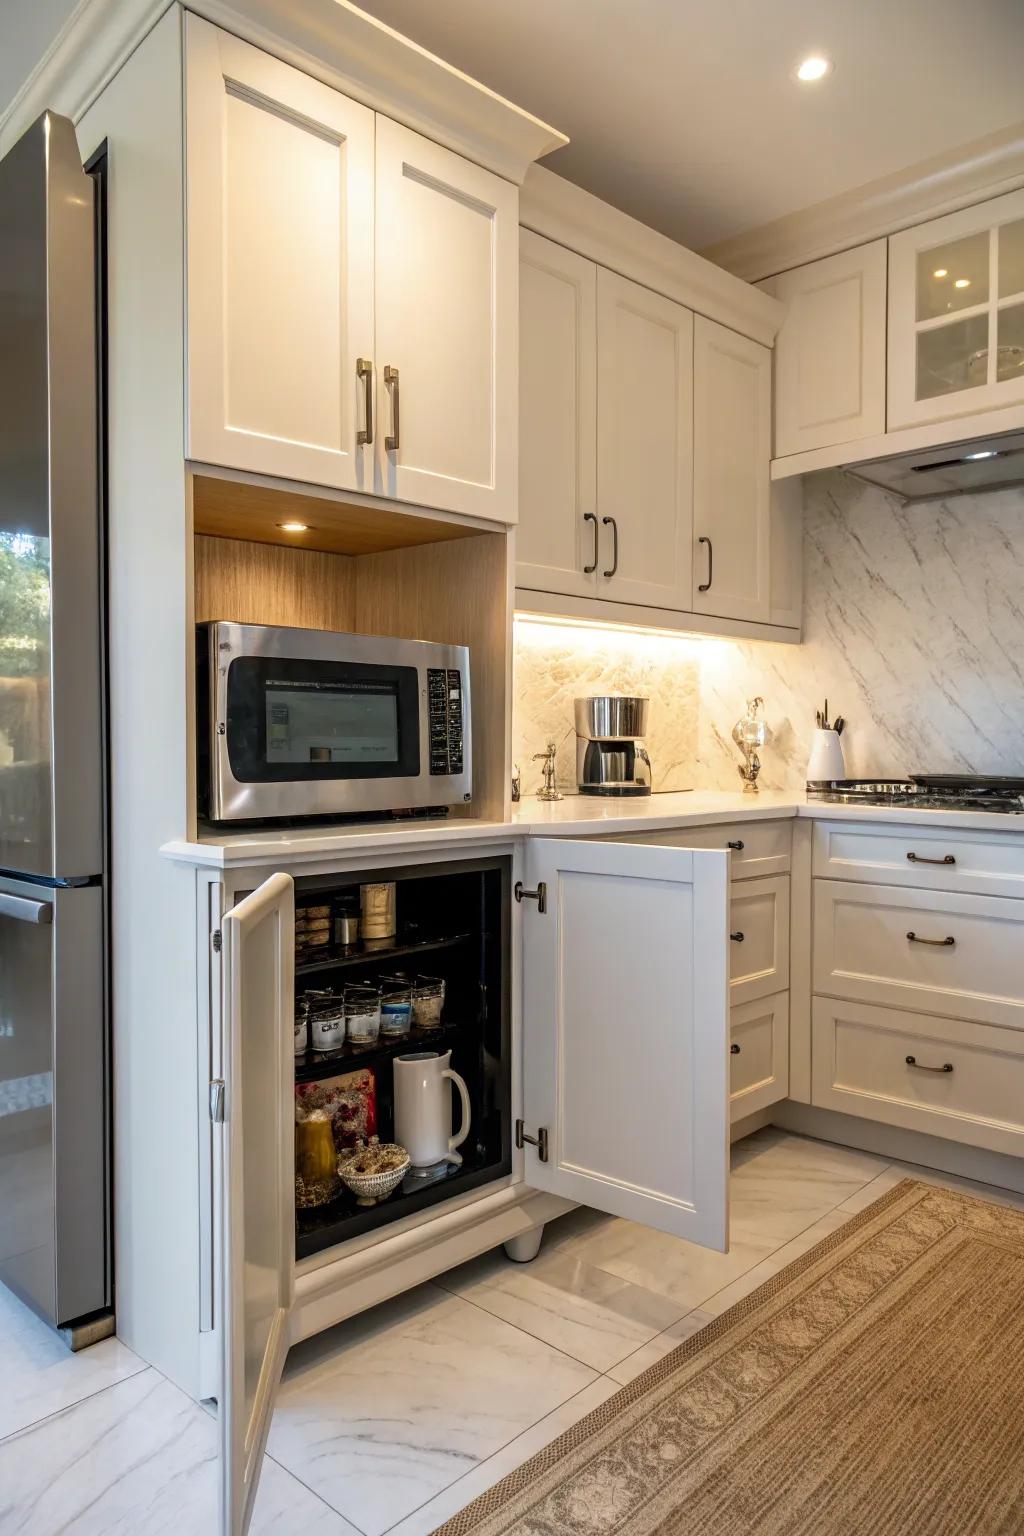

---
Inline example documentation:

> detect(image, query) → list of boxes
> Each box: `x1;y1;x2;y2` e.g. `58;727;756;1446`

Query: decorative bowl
337;1141;411;1206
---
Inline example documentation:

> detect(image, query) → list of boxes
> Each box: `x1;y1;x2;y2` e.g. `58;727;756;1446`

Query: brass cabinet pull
583;512;599;574
356;358;373;445
384;364;400;451
907;852;956;866
698;535;713;592
602;515;619;578
907;931;955;946
730;1042;741;1055
727;840;744;851
730;931;744;942
906;1054;953;1074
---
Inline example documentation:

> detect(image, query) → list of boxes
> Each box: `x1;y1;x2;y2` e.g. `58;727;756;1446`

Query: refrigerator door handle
0;892;53;924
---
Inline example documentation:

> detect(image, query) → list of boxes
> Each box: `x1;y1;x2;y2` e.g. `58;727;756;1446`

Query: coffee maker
574;696;652;796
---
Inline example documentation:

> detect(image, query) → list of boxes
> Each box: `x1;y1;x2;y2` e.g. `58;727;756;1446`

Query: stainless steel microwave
198;621;472;822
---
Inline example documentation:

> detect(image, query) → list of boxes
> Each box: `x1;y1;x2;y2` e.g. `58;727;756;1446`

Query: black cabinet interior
293;856;511;1258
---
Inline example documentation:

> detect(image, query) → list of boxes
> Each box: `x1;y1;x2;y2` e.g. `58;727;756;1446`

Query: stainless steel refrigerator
0;112;110;1344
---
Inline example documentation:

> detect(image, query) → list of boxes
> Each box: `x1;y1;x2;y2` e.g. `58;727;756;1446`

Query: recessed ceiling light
954;278;971;288
932;268;948;278
277;520;312;532
795;55;832;82
963;450;997;460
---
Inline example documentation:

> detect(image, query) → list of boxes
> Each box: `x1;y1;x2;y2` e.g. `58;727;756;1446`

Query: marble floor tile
605;1309;715;1387
0;1283;146;1442
700;1208;851;1318
0;1366;360;1536
435;1247;685;1371
837;1160;1024;1215
383;1377;621;1536
268;1284;596;1536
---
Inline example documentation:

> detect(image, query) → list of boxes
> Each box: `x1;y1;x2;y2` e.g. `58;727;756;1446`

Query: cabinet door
185;16;374;490
692;316;771;623
219;872;294;1536
772;240;887;456
888;188;1024;429
374;116;517;522
517;231;598;596
520;838;730;1249
596;270;694;609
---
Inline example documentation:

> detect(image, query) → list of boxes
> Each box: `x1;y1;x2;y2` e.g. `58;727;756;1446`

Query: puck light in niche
795;55;832;82
277;521;312;533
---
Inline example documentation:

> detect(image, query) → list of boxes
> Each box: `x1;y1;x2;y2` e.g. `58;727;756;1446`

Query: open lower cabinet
214;835;730;1534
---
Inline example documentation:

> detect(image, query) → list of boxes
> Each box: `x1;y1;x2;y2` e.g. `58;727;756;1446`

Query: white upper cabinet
374;117;518;522
185;17;375;491
517;231;598;596
520;837;730;1248
770;240;887;456
218;873;294;1536
596;269;694;610
888;188;1024;430
692;316;771;624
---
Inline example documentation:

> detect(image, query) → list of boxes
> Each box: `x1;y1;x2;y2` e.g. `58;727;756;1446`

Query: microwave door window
265;687;399;766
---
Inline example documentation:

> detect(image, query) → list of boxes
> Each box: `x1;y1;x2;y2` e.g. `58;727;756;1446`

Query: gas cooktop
806;776;1024;814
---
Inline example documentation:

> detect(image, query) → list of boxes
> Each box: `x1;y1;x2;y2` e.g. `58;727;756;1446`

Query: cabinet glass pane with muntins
916;312;988;401
998;219;1024;299
915;233;988;320
997;304;1024;383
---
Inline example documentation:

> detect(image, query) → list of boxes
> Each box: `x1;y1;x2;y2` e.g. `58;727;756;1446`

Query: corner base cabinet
212;834;731;1531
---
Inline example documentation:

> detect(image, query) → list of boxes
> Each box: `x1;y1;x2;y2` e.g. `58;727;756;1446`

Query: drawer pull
727;840;744;852
730;1042;741;1055
906;1054;954;1074
906;931;955;947
907;852;956;866
730;930;744;942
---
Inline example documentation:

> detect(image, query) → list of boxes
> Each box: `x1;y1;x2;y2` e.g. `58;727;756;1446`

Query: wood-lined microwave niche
191;477;512;823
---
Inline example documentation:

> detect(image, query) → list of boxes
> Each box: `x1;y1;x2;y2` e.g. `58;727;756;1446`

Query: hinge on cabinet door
514;881;547;914
209;1080;225;1123
515;1119;549;1162
211;929;222;953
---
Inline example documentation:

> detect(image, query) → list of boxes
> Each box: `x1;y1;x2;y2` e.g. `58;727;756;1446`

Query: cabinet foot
503;1226;545;1264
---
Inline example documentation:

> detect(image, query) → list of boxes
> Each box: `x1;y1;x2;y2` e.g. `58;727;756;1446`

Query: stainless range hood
845;427;1024;503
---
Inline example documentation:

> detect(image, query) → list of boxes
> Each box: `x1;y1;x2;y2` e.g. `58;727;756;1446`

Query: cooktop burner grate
806;777;1024;813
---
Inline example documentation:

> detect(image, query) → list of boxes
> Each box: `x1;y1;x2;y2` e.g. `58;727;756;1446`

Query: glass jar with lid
306;989;347;1053
411;974;446;1032
344;984;381;1045
380;979;413;1039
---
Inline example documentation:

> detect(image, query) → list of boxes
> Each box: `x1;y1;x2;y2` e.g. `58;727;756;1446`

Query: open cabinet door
520;839;730;1249
219;872;295;1536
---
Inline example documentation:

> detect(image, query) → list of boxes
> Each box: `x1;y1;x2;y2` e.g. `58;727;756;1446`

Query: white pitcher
393;1050;471;1167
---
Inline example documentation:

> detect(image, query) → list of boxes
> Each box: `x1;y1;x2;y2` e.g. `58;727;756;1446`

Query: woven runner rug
434;1180;1024;1535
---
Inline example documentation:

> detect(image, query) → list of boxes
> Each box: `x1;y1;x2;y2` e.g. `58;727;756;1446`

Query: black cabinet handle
698;535;713;592
907;852;956;866
730;931;744;943
583;512;598;574
906;1055;953;1074
602;515;619;578
730;1042;741;1055
727;840;744;852
906;931;955;947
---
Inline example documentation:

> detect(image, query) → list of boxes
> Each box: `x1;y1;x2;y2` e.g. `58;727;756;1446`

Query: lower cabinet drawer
618;818;792;878
730;875;790;1005
811;995;1024;1156
813;878;1024;1029
731;991;789;1120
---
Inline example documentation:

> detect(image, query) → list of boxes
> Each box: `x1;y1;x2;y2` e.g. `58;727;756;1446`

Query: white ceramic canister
807;728;846;782
393;1050;471;1167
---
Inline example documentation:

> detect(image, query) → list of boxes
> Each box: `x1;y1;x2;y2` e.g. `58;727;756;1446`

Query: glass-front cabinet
888;188;1024;429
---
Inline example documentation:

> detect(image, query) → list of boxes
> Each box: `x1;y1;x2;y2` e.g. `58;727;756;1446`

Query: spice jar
412;975;445;1032
360;882;396;942
344;984;382;1045
307;989;346;1053
380;981;413;1039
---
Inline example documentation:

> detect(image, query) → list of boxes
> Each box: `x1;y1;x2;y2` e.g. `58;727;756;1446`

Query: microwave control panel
427;668;465;776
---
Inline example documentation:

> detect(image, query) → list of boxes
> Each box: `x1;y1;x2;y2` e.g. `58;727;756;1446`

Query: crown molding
702;120;1024;282
0;0;568;182
520;164;783;347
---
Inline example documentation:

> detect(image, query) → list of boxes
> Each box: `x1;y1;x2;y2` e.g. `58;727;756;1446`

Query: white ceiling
356;0;1024;251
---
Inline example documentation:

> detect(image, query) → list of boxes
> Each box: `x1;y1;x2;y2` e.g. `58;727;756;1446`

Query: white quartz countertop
161;789;1024;868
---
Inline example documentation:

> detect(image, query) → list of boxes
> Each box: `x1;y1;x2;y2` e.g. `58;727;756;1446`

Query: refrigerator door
0;112;101;882
0;875;107;1327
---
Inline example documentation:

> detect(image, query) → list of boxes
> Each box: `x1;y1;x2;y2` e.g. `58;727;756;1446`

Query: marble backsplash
513;469;1024;796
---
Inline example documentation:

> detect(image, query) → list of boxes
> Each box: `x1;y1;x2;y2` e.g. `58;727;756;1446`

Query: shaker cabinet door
596;269;694;610
219;872;295;1536
185;16;375;491
692;316;772;624
517;231;599;596
374;116;518;522
520;838;730;1249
